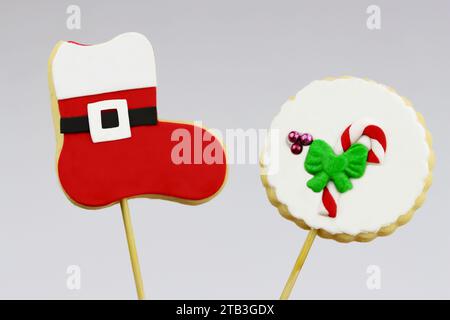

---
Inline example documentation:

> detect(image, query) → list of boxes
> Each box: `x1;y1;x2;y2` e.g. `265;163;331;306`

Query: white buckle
87;99;131;143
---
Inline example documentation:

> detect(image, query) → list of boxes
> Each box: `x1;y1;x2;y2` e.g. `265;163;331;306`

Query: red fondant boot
49;33;227;208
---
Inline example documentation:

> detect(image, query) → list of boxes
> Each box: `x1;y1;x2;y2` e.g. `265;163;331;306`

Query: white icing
262;78;430;236
87;99;131;143
52;32;157;99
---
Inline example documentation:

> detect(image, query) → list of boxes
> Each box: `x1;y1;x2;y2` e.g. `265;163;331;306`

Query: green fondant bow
304;140;369;193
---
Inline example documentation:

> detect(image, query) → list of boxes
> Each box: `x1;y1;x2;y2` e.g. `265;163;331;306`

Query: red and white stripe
319;119;387;218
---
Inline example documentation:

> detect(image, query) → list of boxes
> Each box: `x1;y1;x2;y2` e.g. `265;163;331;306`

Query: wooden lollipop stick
280;229;317;300
120;199;145;300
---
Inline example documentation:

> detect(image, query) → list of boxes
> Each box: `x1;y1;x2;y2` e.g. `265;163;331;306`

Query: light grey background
0;0;449;299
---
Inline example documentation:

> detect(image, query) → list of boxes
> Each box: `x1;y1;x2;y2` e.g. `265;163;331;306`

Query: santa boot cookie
49;32;227;208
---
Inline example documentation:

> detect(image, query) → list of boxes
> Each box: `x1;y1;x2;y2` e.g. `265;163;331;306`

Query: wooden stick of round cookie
48;33;227;299
280;229;317;300
261;77;434;299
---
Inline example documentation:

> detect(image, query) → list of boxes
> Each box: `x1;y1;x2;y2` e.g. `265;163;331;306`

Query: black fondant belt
60;106;157;134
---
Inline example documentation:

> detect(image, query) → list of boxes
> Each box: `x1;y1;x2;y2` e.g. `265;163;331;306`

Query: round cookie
261;77;434;242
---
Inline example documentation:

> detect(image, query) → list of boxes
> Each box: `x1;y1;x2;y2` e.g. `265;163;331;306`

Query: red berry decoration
290;143;303;155
288;131;301;143
300;133;313;146
288;131;314;155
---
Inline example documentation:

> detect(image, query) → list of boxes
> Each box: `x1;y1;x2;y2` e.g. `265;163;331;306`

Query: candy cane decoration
319;119;387;218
